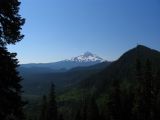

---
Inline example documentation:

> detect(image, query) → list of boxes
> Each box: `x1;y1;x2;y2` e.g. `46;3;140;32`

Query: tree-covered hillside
26;45;160;120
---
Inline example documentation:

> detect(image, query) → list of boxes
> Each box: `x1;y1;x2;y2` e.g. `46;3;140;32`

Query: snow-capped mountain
69;52;104;62
21;52;107;70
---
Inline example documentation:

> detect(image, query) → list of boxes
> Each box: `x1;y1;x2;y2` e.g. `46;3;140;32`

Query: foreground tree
0;0;25;46
0;47;25;120
0;0;25;119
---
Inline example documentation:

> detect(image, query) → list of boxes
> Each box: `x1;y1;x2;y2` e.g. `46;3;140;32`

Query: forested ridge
26;45;160;120
0;1;160;120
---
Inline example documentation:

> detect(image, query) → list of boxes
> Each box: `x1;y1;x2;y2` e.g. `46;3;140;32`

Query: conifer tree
74;108;82;120
81;99;87;120
144;60;153;120
0;0;25;46
75;96;100;120
133;59;145;120
46;84;58;120
153;69;160;120
87;96;100;120
107;79;122;120
121;86;134;120
74;98;87;120
0;47;25;120
133;59;154;120
0;0;25;119
58;114;64;120
39;95;47;120
154;69;160;98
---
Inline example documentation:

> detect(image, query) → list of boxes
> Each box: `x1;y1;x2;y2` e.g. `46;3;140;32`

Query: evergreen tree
133;59;145;120
0;47;25;120
100;95;110;120
75;96;100;120
81;98;87;120
152;69;160;120
74;108;82;120
87;96;100;120
46;84;58;120
99;112;106;120
0;0;25;46
133;59;154;120
39;95;47;120
58;114;64;120
154;69;160;98
107;79;122;120
121;86;134;120
144;60;153;120
0;0;25;119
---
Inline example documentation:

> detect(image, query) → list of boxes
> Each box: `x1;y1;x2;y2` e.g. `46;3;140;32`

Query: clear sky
8;0;160;64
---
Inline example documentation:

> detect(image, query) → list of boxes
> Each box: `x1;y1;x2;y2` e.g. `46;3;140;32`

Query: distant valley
21;45;160;120
20;52;111;95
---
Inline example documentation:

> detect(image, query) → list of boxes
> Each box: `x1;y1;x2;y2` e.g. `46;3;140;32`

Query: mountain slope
79;45;160;91
21;52;106;70
24;45;160;120
21;61;110;95
59;45;160;100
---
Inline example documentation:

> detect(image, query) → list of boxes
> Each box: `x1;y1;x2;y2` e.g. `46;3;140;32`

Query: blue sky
8;0;160;63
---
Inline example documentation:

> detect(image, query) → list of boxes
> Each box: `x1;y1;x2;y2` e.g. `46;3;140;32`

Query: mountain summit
69;52;104;62
78;45;160;90
21;52;107;70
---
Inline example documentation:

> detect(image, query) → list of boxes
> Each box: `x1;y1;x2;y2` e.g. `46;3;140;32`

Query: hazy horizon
11;44;160;64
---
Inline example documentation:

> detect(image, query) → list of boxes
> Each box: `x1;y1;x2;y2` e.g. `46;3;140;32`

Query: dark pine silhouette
0;0;25;120
46;84;58;120
0;47;25;120
39;85;65;120
0;0;25;46
39;95;47;120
